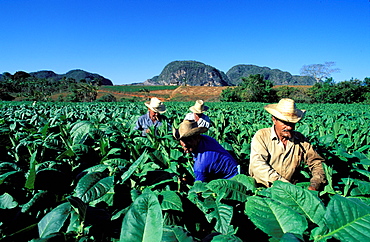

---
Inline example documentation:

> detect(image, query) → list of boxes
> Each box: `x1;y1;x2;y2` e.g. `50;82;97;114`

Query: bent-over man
174;120;239;182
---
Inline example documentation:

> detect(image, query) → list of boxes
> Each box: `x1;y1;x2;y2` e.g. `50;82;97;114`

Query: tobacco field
0;101;369;241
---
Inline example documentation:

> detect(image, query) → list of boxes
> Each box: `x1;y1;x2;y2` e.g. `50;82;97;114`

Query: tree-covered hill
226;64;315;85
142;61;315;86
1;69;113;86
143;61;231;86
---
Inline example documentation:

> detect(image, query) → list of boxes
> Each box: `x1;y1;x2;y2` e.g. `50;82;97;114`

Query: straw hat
189;100;209;114
173;120;208;140
264;98;306;123
145;97;166;113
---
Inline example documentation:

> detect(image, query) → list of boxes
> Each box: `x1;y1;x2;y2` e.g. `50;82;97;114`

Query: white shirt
184;113;211;128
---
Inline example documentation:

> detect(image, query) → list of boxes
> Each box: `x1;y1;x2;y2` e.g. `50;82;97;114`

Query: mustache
282;129;290;132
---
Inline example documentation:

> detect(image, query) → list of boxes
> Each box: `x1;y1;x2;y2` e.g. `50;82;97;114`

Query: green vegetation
221;75;370;104
0;71;102;102
0;101;369;241
220;74;276;102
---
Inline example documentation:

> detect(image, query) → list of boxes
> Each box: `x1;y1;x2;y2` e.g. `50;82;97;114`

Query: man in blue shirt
173;120;239;182
135;97;168;136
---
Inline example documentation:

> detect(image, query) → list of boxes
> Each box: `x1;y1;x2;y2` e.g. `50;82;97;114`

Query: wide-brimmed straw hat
173;120;208;140
264;98;306;123
145;97;166;113
189;100;209;113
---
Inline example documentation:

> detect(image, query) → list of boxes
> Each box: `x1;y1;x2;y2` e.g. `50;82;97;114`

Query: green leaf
160;191;183;212
205;200;234;234
320;195;370;241
319;134;335;146
121;151;149;183
230;174;257;193
353;151;370;165
206;178;251;202
67;196;87;221
120;189;163;242
25;150;37;189
350;180;370;196
265;181;326;226
0;193;18;209
279;233;303;242
245;196;308;240
21;190;48;213
162;225;195;242
70;121;93;145
75;172;114;203
210;234;243;241
38;202;71;238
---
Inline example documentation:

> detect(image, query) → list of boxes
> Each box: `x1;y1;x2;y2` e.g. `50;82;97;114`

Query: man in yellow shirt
249;98;326;190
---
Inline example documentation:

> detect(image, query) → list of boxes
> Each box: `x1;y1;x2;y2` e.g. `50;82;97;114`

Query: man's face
272;116;296;140
148;109;159;121
179;137;199;153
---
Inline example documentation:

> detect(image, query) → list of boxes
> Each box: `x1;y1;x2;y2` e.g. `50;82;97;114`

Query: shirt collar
270;126;279;141
270;125;296;143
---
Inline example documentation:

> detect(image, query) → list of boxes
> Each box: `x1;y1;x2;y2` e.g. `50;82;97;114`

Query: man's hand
194;113;202;122
308;185;317;191
309;177;322;191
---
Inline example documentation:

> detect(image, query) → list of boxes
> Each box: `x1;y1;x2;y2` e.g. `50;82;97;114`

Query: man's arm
249;130;289;187
134;115;149;136
197;117;210;128
303;142;326;190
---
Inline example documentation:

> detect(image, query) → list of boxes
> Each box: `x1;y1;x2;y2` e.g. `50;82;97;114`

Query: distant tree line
0;71;103;102
220;74;370;104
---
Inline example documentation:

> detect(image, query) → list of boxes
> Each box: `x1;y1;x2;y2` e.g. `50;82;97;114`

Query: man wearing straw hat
249;98;326;190
135;97;168;136
173;120;239;182
184;100;211;128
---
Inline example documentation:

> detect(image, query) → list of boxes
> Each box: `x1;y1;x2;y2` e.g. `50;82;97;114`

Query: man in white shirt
184;100;211;128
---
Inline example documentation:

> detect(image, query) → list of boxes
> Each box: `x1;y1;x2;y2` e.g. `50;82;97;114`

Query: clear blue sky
1;0;369;85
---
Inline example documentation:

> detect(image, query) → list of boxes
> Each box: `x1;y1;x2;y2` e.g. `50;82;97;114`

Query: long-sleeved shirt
134;112;167;136
192;135;239;182
249;126;325;188
184;113;211;128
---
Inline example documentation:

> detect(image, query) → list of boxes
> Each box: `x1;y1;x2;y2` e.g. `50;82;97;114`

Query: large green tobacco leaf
75;172;114;203
344;179;370;196
230;174;257;193
245;196;307;240
38;202;71;238
25;150;37;189
0;171;19;185
159;191;183;212
319;195;370;241
205;200;234;234
262;181;326;226
70;121;94;145
210;234;243;242
0;193;18;209
120;189;163;242
206;176;252;202
121;151;149;183
162;226;195;242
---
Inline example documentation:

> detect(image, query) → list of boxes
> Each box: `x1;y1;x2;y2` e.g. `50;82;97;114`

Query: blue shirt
134;112;166;136
192;135;239;182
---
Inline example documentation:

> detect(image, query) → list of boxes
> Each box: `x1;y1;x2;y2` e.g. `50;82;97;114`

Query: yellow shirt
249;126;325;188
